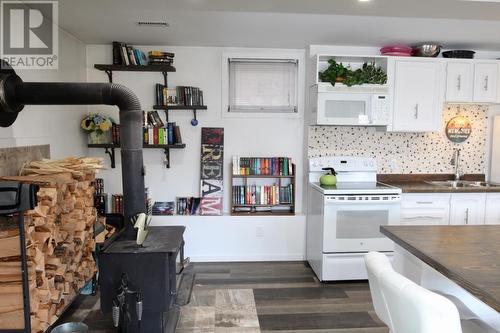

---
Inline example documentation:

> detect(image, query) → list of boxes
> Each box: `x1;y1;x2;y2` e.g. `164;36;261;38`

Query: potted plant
319;59;387;87
81;114;113;144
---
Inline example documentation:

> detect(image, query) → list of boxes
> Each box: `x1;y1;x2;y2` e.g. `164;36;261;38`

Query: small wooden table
381;225;500;329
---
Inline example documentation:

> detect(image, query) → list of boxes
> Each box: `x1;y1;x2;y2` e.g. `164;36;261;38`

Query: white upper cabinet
449;193;486;225
473;63;498;103
446;62;474;102
391;60;444;132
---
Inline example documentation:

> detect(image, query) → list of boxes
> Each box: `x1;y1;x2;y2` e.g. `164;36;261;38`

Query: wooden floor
178;261;388;333
58;261;388;332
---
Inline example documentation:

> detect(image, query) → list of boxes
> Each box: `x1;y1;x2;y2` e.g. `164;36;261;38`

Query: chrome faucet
451;148;461;181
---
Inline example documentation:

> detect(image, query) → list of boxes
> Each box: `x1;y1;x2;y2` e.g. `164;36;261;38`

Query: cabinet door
485;193;500;225
401;193;450;225
392;61;444;132
446;62;473;102
449;193;486;225
473;63;498;103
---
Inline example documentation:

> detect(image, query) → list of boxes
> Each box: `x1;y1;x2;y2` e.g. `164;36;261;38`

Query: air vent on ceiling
136;21;170;27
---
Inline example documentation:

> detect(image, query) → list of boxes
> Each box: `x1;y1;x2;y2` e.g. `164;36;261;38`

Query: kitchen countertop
381;225;500;312
378;174;500;193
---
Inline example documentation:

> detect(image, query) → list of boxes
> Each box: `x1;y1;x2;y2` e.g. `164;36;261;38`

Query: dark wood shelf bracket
104;70;113;83
104;146;116;168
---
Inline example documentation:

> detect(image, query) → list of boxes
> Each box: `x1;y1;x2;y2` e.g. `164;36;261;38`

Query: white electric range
306;156;402;281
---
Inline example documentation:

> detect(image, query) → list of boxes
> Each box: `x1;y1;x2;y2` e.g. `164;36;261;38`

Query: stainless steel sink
425;180;500;188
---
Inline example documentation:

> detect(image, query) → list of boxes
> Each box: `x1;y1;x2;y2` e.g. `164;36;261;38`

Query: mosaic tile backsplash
308;105;487;174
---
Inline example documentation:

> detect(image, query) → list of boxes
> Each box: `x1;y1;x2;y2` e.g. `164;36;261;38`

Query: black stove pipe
0;63;145;238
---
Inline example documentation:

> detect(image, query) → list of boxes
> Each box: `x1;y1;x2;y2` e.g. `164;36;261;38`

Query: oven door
322;195;401;253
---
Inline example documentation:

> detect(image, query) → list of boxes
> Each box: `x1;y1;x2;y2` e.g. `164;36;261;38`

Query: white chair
364;251;394;330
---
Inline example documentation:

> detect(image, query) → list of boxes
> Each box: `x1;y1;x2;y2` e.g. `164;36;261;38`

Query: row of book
232;184;293;206
112;42;148;66
111;194;124;214
152;201;175;215
93;178;105;195
111;124;120;145
144;124;182;145
155;84;204;107
176;197;201;215
112;42;175;66
232;157;294;176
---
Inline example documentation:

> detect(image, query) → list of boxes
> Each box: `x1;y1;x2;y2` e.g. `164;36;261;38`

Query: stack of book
155;84;204;107
143;111;182;145
111;123;120;145
176;197;201;215
232;184;293;206
93;178;106;216
111;194;124;214
112;41;148;66
232;157;294;176
148;51;174;66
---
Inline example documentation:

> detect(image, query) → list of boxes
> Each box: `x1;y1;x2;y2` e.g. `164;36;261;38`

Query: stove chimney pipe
0;62;145;238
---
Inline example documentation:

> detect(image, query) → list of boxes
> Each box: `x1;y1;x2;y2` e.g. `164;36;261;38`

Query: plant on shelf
81;114;114;144
319;59;387;87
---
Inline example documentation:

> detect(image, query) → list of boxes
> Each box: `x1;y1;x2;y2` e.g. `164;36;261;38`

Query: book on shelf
155;84;204;107
232;184;293;206
176;197;201;215
152;201;175;216
111;123;120;145
111;194;124;214
232;156;293;176
112;41;148;66
148;50;175;66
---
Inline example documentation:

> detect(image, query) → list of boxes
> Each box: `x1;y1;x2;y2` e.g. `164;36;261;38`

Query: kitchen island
381;225;500;329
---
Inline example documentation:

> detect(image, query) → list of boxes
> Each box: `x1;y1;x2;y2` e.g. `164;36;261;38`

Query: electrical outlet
255;226;264;238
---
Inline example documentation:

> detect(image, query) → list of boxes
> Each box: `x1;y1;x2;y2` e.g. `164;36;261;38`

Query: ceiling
56;0;500;50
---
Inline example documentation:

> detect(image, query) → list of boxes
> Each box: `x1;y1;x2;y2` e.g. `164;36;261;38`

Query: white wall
86;45;307;261
0;29;88;158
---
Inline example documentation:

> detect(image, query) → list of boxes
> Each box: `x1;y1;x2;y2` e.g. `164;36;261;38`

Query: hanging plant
319;59;387;87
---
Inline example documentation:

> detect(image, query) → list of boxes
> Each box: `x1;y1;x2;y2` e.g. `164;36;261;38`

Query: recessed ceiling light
136;21;170;28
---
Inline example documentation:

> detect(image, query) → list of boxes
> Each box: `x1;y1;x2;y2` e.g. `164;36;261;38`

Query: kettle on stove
320;167;337;186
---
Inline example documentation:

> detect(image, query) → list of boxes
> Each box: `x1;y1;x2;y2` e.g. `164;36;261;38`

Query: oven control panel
309;156;377;172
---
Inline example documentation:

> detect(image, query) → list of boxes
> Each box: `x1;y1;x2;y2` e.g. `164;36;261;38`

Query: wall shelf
231;162;296;216
152;105;207;123
94;64;176;84
88;143;186;169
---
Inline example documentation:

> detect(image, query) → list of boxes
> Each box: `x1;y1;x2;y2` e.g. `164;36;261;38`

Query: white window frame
221;48;305;119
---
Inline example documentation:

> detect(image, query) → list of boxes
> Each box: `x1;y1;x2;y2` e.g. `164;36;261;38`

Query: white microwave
312;84;391;126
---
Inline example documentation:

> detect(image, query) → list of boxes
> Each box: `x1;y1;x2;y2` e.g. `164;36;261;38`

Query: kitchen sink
425;180;500;188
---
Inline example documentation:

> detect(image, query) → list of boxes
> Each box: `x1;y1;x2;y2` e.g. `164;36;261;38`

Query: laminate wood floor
178;261;388;333
57;262;388;333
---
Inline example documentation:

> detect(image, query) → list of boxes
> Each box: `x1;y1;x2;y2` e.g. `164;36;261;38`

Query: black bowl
442;50;475;59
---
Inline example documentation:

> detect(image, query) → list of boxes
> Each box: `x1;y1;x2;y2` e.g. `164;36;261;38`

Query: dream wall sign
200;127;224;215
446;116;472;143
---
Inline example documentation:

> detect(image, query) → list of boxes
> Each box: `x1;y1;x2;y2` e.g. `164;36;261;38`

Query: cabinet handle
465;208;469;224
403;216;441;220
416;201;433;204
484;76;489;91
414;104;419;119
457;75;461;91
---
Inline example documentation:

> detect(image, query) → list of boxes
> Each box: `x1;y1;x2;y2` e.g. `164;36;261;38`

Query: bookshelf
94;64;176;84
152;105;207;123
88;143;186;168
230;161;295;216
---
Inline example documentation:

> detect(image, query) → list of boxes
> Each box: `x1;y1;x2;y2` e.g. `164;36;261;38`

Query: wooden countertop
381;225;500;312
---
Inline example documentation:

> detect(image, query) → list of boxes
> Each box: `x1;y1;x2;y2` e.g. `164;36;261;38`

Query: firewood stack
0;157;103;332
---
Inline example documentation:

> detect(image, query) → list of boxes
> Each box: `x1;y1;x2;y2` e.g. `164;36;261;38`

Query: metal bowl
51;322;88;333
412;43;442;57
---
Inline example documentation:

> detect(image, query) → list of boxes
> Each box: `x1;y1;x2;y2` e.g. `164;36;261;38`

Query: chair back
364;252;394;328
379;268;463;333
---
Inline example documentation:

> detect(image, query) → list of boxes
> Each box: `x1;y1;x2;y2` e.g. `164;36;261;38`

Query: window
228;58;298;113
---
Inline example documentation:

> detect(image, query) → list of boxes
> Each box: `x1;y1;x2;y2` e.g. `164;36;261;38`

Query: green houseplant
319;59;387;87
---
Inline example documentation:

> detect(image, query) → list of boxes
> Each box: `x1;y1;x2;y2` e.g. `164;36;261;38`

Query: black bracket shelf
152;105;207;124
88;143;186;169
94;64;176;85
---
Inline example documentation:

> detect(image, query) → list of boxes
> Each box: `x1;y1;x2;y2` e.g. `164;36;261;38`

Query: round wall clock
445;116;471;143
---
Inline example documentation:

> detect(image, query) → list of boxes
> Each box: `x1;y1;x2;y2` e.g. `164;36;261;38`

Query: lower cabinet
401;193;451;225
485;193;500;225
449;193;486;225
401;192;500;225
